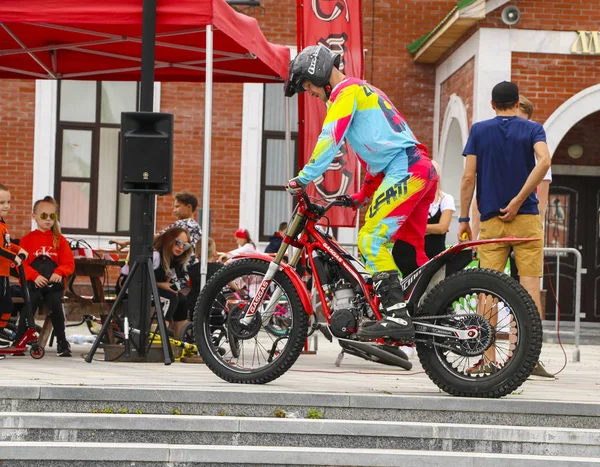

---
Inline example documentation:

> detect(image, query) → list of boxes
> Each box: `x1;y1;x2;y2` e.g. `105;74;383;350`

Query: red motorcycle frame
240;193;525;329
195;192;542;397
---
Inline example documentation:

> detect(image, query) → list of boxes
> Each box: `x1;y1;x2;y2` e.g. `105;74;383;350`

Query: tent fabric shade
0;0;290;82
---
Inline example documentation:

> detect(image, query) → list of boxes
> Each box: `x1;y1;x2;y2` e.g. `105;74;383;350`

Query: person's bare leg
520;276;543;319
173;320;188;340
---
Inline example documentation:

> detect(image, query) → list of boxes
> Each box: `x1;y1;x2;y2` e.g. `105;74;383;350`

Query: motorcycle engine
329;281;359;338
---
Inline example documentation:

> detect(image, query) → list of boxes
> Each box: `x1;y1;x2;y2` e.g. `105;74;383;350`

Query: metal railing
543;247;584;362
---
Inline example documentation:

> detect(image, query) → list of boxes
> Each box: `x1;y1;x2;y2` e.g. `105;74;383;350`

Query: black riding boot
357;271;415;343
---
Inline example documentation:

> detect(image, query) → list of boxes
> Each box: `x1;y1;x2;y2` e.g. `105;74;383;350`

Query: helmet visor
284;61;305;97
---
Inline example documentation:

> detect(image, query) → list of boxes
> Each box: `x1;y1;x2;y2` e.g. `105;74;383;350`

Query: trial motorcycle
193;194;542;398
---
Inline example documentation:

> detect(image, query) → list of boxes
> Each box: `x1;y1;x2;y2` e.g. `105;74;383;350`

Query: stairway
0;386;599;466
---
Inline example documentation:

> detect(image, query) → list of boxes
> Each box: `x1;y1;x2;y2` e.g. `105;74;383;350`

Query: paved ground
0;322;598;402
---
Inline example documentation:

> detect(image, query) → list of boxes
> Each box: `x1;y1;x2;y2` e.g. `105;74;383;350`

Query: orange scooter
0;263;44;359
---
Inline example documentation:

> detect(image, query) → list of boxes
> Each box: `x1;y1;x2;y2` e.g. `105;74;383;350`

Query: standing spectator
265;222;287;254
424;160;455;259
0;184;27;335
471;95;552;282
19;196;75;357
458;81;551;377
517;96;552;224
113;191;202;267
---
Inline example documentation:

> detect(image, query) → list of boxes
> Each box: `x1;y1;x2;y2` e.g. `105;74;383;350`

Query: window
55;81;138;235
259;84;298;240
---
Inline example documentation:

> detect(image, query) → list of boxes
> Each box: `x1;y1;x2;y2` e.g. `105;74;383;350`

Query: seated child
120;227;192;338
19;196;75;357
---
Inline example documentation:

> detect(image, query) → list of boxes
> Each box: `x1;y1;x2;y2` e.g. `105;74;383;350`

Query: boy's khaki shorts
478;214;543;278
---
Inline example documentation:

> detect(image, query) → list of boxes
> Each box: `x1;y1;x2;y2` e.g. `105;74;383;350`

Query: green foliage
117;408;128;414
103;408;114;414
273;408;286;418
306;408;323;420
135;409;143;415
91;409;100;414
218;410;227;416
171;408;182;415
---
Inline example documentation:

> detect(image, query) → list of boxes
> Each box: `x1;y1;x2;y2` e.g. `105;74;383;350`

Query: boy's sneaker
57;340;72;357
529;361;554;379
467;359;501;375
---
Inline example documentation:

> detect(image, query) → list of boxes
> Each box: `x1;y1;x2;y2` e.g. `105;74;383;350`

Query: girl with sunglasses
19;196;75;357
152;227;193;338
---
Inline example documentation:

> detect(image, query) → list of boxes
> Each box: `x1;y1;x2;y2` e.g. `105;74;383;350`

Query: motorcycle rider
284;45;438;343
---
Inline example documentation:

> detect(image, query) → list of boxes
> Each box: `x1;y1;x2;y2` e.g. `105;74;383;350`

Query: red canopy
0;0;289;82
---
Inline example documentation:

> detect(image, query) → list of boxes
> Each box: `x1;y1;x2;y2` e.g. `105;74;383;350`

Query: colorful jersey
20;229;75;282
0;217;20;277
298;78;421;185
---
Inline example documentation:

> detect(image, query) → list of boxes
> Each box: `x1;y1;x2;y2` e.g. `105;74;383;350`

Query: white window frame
32;80;161;248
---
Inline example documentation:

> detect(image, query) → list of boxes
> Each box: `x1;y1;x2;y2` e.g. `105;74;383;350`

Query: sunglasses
38;212;58;221
174;238;192;251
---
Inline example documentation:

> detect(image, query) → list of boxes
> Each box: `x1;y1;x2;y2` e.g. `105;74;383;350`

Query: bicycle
193;193;542;398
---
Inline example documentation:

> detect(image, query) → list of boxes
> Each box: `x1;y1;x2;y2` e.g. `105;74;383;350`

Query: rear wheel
416;268;542;398
194;258;308;384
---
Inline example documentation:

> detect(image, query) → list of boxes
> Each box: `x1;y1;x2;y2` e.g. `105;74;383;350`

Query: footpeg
318;323;333;342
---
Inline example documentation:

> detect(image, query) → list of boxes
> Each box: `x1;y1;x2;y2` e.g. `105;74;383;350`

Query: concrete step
1;386;599;429
1;442;600;466
1;413;599;458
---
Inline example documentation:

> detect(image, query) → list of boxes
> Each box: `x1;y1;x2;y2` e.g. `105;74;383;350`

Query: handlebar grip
108;240;115;245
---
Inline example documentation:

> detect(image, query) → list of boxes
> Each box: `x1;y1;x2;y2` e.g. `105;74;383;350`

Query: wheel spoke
194;259;308;381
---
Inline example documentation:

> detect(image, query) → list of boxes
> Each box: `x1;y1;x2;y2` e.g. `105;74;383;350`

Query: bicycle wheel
416;268;542;398
194;258;308;384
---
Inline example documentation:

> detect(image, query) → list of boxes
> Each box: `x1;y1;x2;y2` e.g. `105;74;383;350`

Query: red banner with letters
298;0;363;227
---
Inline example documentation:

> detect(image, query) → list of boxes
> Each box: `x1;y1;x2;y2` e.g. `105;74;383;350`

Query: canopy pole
200;25;214;289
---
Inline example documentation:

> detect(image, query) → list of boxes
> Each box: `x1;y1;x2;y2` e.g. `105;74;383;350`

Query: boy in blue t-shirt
458;81;551;371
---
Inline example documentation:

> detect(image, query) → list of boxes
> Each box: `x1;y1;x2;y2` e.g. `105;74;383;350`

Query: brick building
1;0;598;321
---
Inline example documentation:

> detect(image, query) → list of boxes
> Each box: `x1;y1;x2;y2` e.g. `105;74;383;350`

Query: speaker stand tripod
85;256;173;364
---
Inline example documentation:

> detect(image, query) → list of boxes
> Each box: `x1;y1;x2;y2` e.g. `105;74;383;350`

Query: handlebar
299;192;353;217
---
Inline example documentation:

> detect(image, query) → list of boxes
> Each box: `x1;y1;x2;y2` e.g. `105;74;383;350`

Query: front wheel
416;268;542;398
194;258;308;384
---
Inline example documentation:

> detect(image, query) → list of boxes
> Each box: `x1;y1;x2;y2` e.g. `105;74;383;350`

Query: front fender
229;253;313;315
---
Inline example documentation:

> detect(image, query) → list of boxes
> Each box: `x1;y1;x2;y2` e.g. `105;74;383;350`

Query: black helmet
284;45;341;98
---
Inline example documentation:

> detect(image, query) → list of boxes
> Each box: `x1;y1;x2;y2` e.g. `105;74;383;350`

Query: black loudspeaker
120;112;174;194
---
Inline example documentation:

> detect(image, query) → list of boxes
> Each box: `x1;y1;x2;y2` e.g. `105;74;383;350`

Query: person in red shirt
18;196;74;357
0;184;28;333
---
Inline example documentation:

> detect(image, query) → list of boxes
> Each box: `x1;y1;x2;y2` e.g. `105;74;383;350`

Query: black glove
336;195;356;208
285;177;307;195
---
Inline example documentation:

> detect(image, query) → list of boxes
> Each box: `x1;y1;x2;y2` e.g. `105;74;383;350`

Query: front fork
240;215;305;327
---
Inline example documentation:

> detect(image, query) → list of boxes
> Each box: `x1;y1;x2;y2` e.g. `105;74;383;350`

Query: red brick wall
0;0;461;252
511;53;600;124
0;80;35;239
553;111;600;167
156;0;456;250
359;0;457;151
439;57;474;136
